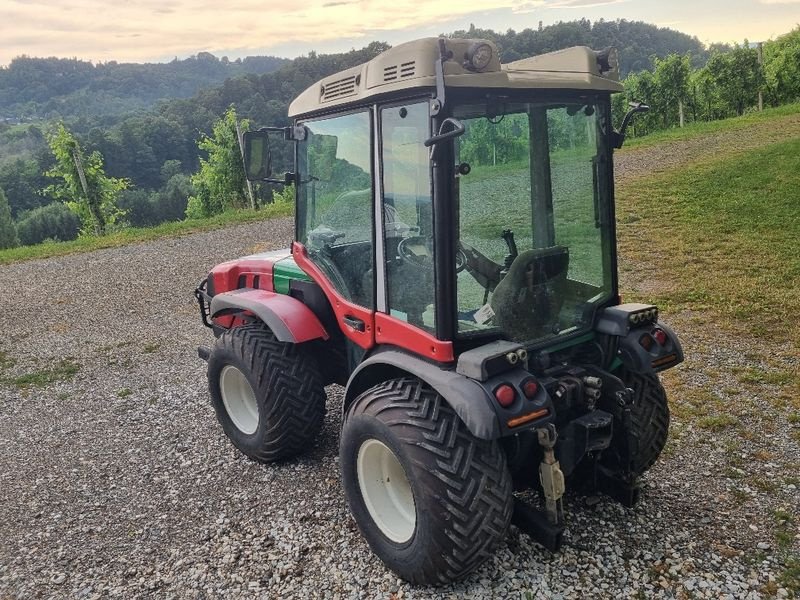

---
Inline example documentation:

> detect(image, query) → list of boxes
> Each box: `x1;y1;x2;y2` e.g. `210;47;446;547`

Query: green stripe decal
273;255;313;295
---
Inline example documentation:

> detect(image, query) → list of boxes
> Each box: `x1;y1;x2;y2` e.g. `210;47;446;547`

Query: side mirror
243;130;271;181
613;102;650;149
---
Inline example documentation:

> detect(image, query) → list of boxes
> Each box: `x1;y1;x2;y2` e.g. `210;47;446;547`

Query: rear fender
210;288;329;344
344;347;554;440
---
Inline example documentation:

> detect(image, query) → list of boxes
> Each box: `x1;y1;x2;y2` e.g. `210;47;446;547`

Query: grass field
0;200;293;266
617;136;800;348
622;102;800;149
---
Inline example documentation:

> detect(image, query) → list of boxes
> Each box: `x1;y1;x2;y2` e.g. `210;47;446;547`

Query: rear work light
494;384;516;408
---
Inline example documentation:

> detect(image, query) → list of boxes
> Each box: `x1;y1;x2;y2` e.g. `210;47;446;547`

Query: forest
1;19;799;251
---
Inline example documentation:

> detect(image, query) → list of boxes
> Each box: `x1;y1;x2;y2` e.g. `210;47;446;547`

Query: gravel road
1;116;798;599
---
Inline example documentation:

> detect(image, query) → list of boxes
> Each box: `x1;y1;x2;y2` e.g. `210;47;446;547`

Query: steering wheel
397;236;467;272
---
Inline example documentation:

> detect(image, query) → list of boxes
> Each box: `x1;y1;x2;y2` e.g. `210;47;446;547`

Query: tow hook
511;423;566;552
538;424;565;526
596;387;642;507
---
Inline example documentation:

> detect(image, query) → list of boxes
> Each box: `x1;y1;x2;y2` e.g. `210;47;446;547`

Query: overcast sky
0;0;798;66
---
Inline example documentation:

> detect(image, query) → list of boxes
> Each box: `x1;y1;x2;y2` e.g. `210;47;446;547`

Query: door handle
342;315;366;333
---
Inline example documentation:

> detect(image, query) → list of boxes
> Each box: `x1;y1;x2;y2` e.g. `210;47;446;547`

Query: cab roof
288;37;624;119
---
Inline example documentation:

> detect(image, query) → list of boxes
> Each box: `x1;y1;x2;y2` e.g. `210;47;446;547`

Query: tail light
653;328;668;346
494;384;516;408
522;379;539;399
639;334;654;351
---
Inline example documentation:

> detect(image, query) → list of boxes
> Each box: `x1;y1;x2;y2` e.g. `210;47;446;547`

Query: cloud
0;0;627;64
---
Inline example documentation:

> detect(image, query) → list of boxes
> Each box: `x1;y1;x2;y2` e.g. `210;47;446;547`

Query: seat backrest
490;246;569;341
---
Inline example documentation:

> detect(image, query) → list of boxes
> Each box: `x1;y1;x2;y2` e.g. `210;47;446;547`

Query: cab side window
381;103;435;331
298;111;374;308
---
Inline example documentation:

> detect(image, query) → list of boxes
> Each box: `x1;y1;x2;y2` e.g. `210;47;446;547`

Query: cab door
374;101;453;362
294;109;376;349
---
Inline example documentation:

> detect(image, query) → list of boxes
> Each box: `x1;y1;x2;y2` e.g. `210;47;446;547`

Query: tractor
195;37;683;585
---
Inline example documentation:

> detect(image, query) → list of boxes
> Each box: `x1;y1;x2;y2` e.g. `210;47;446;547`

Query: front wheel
207;323;327;462
339;378;513;585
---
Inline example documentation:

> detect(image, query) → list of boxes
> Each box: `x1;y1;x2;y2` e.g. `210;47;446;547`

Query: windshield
454;98;614;344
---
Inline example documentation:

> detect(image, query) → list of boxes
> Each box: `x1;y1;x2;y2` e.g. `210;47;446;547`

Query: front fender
210;288;329;344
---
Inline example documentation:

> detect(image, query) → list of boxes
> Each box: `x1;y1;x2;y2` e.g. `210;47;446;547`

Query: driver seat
490;246;569;341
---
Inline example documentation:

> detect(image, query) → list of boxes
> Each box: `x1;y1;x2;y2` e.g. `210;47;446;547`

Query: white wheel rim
356;439;416;543
219;365;259;435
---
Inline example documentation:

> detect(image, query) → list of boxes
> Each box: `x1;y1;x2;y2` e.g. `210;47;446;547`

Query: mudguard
209;288;329;344
345;347;529;440
617;321;684;373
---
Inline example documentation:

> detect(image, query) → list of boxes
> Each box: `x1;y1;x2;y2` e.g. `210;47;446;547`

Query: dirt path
614;112;800;183
0;116;798;599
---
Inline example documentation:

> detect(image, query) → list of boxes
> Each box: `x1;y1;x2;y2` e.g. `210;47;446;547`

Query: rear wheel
602;370;670;477
340;378;513;585
623;370;670;475
208;323;326;462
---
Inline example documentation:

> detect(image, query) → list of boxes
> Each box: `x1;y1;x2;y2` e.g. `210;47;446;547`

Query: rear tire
602;370;670;477
207;323;326;462
623;370;670;475
340;378;513;585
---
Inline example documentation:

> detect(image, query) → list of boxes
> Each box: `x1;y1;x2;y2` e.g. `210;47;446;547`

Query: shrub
16;203;80;246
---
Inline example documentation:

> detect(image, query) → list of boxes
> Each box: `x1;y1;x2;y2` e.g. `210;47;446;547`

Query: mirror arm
256;125;304;141
260;172;296;185
431;38;450;116
613;102;650;149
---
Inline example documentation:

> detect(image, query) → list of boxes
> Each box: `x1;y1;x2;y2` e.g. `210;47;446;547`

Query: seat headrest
505;246;569;285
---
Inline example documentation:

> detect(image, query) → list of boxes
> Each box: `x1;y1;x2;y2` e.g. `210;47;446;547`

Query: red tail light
640;334;654;351
522;379;539;399
653;328;667;346
494;384;516;408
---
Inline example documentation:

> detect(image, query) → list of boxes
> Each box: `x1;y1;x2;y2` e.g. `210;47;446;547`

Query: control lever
501;229;518;271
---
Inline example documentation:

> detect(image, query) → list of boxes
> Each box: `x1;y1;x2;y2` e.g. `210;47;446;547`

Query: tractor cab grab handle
425;117;465;156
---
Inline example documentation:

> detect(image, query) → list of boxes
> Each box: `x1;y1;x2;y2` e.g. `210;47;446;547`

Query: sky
0;0;798;66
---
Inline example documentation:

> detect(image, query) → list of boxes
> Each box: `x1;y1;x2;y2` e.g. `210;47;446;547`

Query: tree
622;70;663;136
704;46;763;117
764;27;800;105
43;123;128;235
654;53;691;127
186;107;250;218
0;187;19;249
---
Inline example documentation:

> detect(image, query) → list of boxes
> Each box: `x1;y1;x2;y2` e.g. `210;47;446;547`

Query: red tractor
195;38;682;585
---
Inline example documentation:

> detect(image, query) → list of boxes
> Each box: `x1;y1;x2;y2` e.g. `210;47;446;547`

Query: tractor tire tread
345;377;513;585
622;370;670;475
210;323;326;463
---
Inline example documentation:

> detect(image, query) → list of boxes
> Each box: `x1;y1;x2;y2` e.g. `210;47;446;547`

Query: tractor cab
244;38;648;363
198;37;683;586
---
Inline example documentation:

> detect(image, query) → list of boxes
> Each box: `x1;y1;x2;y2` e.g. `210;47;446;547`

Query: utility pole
235;120;257;210
757;42;764;112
